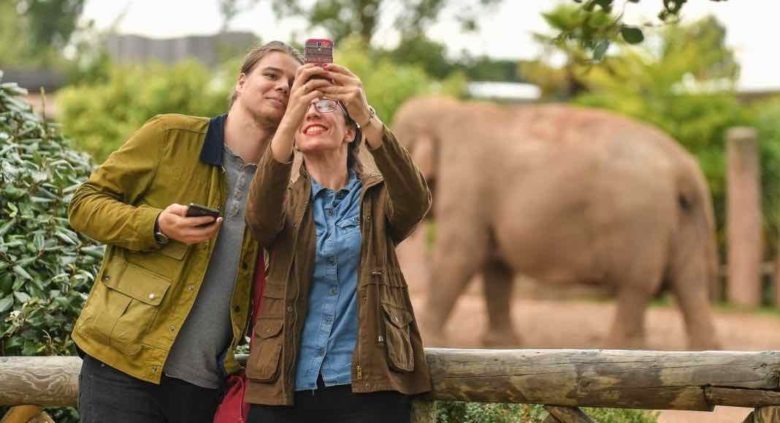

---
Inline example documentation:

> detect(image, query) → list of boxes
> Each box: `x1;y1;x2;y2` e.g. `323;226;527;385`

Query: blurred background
2;1;780;421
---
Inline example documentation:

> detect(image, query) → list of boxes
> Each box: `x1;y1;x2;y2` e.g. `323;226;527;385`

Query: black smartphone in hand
186;203;221;221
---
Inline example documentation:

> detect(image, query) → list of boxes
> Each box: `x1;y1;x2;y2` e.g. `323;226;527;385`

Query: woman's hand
271;64;330;162
280;64;331;130
321;64;384;148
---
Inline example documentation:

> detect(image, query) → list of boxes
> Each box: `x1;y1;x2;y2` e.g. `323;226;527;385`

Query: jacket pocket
125;240;190;280
104;263;171;354
247;317;284;382
381;302;415;373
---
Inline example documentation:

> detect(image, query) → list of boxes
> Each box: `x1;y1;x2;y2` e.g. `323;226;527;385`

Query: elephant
391;96;720;350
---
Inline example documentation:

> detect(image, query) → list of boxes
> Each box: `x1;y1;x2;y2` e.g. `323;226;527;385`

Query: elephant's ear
411;133;437;181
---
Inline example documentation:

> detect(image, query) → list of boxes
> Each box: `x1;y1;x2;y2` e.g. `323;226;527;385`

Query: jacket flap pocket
158;241;188;260
263;283;285;299
382;303;413;328
104;263;171;306
254;318;284;339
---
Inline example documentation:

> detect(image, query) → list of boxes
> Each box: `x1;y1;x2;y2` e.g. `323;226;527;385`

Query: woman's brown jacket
244;125;432;405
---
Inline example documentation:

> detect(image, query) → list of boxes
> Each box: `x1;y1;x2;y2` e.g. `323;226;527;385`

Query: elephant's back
491;105;690;285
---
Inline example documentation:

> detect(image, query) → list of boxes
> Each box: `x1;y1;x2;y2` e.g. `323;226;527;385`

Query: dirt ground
397;232;780;423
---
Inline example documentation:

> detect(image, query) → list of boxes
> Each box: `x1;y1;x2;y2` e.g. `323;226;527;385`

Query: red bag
213;253;266;423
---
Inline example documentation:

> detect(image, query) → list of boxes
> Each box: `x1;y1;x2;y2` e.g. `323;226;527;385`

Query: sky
80;0;779;91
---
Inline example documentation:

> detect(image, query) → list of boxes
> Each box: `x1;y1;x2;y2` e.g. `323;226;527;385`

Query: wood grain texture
3;349;780;412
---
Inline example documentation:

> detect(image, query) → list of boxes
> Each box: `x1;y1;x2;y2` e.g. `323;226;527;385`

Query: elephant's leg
605;285;653;349
667;247;721;350
421;219;489;346
481;256;521;347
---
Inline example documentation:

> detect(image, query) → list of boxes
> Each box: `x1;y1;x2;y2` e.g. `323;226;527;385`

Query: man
68;41;302;423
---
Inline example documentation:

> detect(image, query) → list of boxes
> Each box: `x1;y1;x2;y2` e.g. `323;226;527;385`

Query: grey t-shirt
163;146;256;389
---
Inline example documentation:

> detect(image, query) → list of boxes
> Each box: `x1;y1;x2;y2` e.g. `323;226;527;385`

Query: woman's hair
342;107;364;175
229;41;304;107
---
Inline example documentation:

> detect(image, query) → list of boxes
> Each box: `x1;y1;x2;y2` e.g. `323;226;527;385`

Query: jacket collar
200;113;227;167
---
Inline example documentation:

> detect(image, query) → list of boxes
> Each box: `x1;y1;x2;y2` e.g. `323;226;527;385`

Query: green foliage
57;60;230;163
435;402;658;423
17;0;85;51
0;71;100;357
336;36;467;124
566;0;728;60
751;96;780;252
0;70;97;423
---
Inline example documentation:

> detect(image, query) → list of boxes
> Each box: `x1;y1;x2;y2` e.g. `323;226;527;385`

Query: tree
17;0;85;51
270;0;501;45
566;0;728;60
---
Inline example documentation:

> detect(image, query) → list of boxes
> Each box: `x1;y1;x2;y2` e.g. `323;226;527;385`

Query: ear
344;125;357;143
235;72;248;95
412;133;436;181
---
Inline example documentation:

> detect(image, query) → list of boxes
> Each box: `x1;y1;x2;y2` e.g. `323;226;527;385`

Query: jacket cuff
136;204;164;251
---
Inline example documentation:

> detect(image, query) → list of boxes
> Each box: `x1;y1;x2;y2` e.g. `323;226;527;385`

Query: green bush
435;402;659;423
57;59;229;163
0;71;100;421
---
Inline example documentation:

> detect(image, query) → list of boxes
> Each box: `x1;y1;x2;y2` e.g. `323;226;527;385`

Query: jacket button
148;293;156;300
101;275;110;282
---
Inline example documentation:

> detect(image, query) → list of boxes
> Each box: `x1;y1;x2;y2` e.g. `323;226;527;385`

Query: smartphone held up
304;38;333;66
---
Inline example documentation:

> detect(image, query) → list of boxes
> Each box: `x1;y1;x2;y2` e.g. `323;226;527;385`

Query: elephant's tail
662;154;722;349
667;156;720;301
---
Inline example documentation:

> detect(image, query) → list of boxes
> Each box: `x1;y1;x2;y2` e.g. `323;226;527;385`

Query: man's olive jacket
69;114;259;383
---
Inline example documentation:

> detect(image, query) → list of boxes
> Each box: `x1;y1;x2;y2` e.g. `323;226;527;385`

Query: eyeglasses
310;99;342;114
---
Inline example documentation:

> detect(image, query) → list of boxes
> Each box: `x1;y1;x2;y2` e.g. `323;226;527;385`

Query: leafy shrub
57;59;229;163
0;71;100;421
435;401;659;423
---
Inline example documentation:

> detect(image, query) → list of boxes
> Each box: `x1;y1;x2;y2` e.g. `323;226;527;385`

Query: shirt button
319;348;326;356
328;257;336;265
326;209;334;217
336;191;346;199
148;293;156;300
329;287;338;295
101;275;110;282
287;306;293;313
169;325;176;332
186;285;194;292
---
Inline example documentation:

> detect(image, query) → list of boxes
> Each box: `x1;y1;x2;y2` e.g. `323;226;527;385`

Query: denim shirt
294;171;362;391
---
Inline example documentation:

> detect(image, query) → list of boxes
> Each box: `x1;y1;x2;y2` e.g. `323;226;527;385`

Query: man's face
234;51;300;126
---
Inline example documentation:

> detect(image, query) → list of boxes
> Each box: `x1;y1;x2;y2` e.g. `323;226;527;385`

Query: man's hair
229;41;304;107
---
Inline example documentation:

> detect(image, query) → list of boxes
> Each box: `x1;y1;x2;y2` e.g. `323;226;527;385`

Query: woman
244;62;432;423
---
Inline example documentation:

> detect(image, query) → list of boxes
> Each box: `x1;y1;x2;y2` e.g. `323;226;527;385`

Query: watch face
155;232;169;245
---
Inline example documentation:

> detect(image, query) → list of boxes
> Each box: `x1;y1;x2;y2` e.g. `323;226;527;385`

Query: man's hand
157;203;222;245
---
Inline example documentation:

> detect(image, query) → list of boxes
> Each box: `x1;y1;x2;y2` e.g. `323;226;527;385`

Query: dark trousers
248;376;411;423
78;354;221;423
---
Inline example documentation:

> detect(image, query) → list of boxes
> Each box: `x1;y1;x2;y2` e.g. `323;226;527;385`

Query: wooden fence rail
2;349;780;422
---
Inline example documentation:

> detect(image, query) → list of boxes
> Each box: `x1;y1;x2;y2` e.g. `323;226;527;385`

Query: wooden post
410;400;437;423
544;406;596;423
727;127;763;307
775;253;780;307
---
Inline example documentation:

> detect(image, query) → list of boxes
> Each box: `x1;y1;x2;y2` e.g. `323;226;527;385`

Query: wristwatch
154;218;169;246
358;105;376;129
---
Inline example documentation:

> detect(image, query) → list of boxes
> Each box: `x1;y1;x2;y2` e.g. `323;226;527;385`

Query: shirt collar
310;169;359;199
200;113;227;167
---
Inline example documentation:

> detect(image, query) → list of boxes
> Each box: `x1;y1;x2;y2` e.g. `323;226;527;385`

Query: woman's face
295;98;355;155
